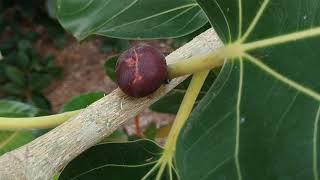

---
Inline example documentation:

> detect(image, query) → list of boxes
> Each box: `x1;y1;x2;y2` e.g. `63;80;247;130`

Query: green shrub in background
0;27;62;111
0;0;64;111
0;45;61;111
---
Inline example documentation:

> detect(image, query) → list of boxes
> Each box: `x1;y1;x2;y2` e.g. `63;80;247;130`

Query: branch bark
0;28;222;180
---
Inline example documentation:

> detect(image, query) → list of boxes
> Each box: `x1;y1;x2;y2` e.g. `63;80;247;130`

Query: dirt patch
40;37;116;112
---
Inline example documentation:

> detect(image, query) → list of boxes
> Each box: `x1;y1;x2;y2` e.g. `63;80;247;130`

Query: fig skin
115;45;168;97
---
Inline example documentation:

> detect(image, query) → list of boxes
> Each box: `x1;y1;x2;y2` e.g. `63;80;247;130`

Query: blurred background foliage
0;0;63;112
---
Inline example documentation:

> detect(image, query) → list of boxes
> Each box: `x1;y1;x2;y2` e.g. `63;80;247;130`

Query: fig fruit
115;45;168;97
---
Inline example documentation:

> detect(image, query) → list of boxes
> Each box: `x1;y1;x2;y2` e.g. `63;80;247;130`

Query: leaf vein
175;9;202;33
84;0;138;39
240;0;270;42
243;26;320;51
59;0;95;16
313;105;320;180
235;59;244;180
99;3;198;33
148;6;196;31
184;110;233;157
213;0;232;42
70;161;158;180
238;0;242;39
200;156;233;180
273;92;299;137
244;54;320;102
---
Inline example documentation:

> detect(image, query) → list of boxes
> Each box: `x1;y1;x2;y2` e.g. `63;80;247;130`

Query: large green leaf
177;0;320;179
56;0;208;40
59;139;176;180
0;100;38;155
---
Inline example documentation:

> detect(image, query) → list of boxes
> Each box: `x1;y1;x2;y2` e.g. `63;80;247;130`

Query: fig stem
0;110;80;130
153;70;209;179
167;44;243;79
164;70;209;153
168;53;223;78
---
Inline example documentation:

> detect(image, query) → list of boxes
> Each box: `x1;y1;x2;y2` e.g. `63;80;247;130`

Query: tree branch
0;28;222;180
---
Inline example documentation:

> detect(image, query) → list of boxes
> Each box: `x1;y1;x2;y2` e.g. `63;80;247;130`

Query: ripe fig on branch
115;45;168;97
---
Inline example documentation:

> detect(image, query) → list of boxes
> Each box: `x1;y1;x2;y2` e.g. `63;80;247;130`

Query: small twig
134;115;142;137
